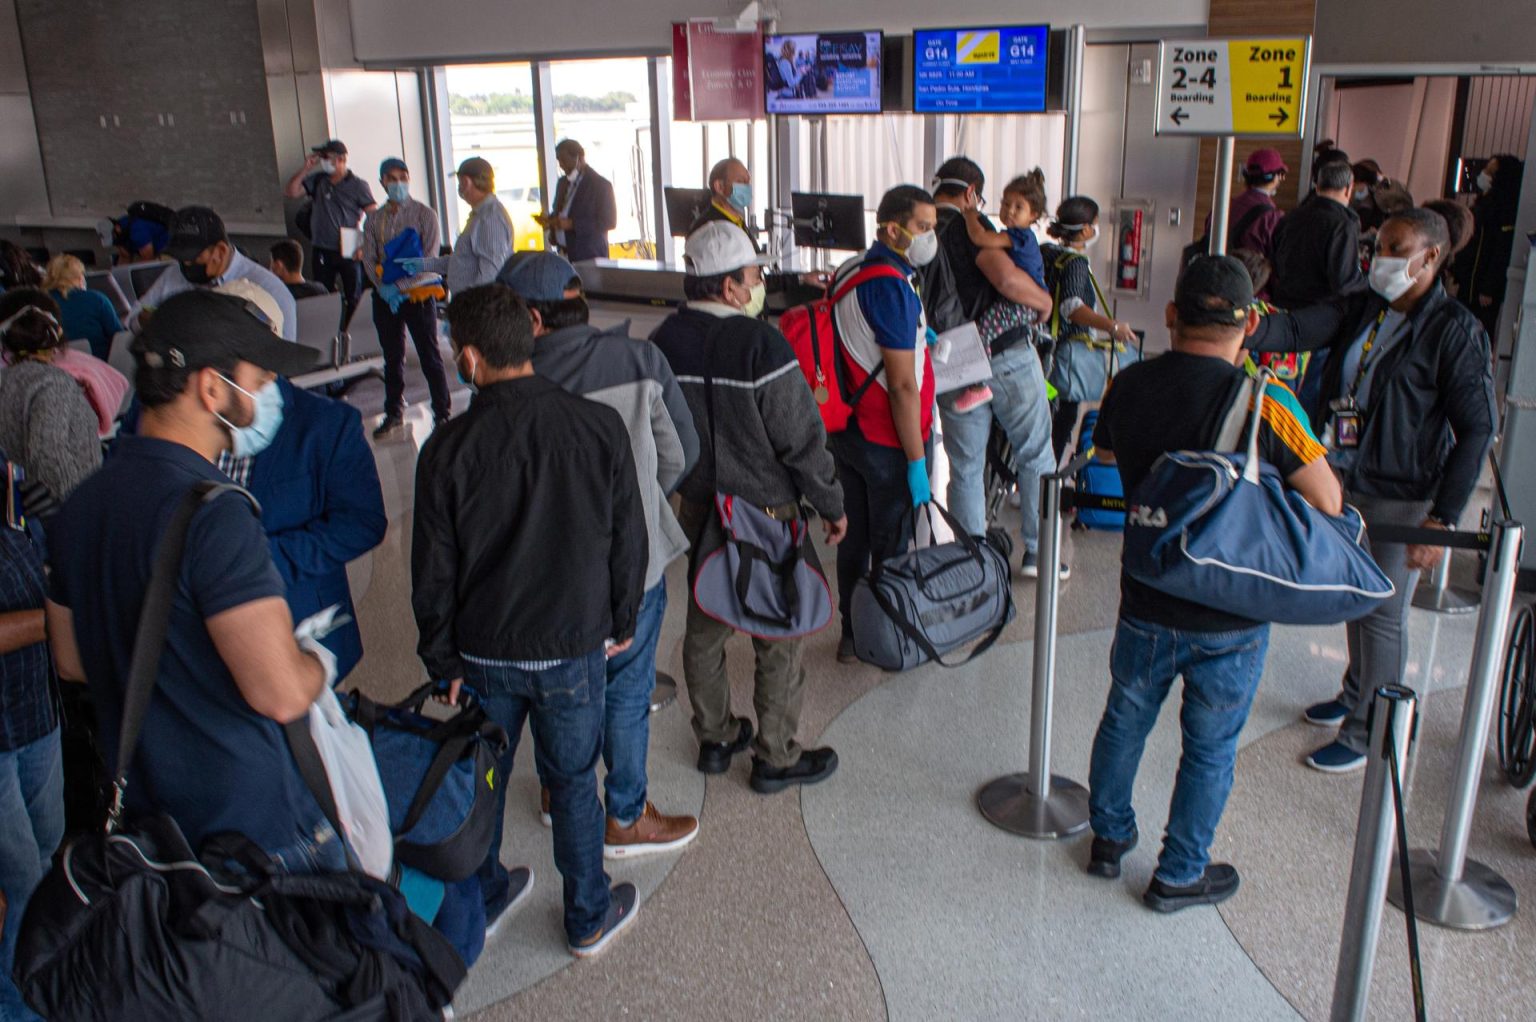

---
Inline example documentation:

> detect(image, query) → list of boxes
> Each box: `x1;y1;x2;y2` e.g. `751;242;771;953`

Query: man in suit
541;140;617;263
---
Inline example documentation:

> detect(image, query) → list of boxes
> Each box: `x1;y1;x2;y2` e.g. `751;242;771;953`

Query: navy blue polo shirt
48;436;323;854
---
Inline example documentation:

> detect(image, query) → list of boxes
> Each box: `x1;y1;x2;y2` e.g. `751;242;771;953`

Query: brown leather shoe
603;802;700;861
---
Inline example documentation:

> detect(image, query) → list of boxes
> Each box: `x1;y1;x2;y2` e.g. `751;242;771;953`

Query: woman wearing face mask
1246;208;1497;775
826;185;940;661
1452;153;1525;337
0;289;104;523
1040;195;1137;461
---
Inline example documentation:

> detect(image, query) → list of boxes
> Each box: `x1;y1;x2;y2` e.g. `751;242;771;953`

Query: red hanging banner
672;20;764;121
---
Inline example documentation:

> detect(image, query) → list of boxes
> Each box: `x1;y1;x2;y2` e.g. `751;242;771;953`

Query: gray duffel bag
850;503;1015;671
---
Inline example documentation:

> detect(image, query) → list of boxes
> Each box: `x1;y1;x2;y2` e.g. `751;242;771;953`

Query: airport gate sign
1155;37;1311;137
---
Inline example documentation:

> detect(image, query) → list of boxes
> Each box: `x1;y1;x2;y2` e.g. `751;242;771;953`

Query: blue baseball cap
379;157;409;177
497;251;581;302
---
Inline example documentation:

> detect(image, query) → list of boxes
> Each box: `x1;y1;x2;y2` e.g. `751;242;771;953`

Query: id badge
1333;410;1361;449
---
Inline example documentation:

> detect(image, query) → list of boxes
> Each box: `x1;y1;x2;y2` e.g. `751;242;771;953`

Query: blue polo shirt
48;435;323;854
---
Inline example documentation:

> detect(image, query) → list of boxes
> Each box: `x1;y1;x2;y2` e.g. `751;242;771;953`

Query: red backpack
779;262;909;433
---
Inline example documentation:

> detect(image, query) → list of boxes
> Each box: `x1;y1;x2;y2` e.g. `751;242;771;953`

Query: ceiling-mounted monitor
913;25;1050;114
764;31;883;115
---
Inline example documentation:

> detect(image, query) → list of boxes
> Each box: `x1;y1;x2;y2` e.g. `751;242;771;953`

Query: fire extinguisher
1118;210;1144;290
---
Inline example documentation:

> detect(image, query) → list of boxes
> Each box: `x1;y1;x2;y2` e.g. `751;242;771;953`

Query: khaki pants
678;498;808;769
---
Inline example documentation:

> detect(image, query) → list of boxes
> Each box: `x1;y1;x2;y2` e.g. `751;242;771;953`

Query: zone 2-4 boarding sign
1155;37;1311;137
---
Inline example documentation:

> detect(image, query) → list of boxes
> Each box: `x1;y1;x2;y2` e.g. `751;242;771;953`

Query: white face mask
741;281;767;319
1476;171;1493;193
904;230;939;267
566;168;580;183
319;159;337;175
1368;251;1424;302
1353;187;1369;202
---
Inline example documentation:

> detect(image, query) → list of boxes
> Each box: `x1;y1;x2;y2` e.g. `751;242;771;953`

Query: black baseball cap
311;139;348;156
133;290;318;378
1175;256;1255;328
162;206;229;262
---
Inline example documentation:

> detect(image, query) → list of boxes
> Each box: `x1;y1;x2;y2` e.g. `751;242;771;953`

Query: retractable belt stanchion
1387;517;1524;930
1329;686;1419;1022
1412;551;1479;615
977;469;1091;839
650;672;678;714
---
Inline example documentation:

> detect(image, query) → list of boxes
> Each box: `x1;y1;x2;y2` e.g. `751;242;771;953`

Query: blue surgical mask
729;182;753;212
385;182;409;204
455;350;478;392
216;375;284;458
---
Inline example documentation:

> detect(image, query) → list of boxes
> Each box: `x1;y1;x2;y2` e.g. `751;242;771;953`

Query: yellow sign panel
957;31;1000;65
1156;36;1311;137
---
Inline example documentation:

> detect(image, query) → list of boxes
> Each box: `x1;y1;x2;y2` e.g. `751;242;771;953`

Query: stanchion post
976;471;1091;839
1330;686;1418;1022
1412;549;1479;615
1389;519;1523;929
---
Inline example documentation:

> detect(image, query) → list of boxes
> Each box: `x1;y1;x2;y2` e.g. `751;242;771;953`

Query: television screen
913;25;1049;113
764;31;883;115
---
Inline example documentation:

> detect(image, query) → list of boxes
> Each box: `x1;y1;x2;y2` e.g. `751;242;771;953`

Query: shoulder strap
1228;202;1270;250
110;480;260;831
827;260;909;408
1212;375;1260;453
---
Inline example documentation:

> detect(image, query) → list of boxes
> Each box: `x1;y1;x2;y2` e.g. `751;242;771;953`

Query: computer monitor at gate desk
663;187;713;238
789;192;866;252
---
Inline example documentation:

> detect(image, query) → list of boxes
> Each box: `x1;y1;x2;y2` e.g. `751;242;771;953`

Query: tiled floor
338;379;1532;1022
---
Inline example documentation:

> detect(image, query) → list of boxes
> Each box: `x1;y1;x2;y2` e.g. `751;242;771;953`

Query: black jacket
552;168;617;263
1268;194;1366;309
1249;282;1496;523
411;375;647;680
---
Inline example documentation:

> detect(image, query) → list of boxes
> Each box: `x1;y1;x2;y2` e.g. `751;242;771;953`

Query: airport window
441;62;540;249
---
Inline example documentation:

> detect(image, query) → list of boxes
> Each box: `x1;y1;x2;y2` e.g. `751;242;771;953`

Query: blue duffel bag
1122;370;1395;626
346;682;508;882
1075;410;1126;532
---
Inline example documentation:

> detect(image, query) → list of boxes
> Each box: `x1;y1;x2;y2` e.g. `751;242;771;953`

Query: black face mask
181;259;213;286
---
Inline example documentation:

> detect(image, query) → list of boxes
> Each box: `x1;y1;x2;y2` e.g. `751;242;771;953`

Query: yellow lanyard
1348;309;1391;401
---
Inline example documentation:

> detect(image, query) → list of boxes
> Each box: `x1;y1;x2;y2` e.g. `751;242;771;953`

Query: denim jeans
0;728;63;1022
536;583;666;826
1088;616;1269;887
467;649;609;944
265;817;350;876
938;343;1056;553
375;294;450;420
828;428;920;636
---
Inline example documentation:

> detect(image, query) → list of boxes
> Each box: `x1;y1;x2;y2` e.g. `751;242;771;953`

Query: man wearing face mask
209;281;387;685
401;157;514;296
537;140;616;264
926;157;1060;579
362;157;451;437
650;222;847;793
828;185;938;661
130;206;297;340
1247;208;1497;773
284;140;377;329
690;158;758;244
45;290;355;875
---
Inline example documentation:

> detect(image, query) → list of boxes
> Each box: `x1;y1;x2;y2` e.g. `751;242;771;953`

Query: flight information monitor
764;31;883;115
913;25;1050;113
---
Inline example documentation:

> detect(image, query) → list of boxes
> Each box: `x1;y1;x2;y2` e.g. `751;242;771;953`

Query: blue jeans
939;344;1056;553
468;649;609;944
0;729;63;1022
537;582;667;825
265;817;350;876
1088;616;1269;887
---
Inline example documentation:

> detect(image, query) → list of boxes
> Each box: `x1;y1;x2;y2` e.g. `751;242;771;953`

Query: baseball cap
497;252;581;302
1245;148;1288;176
684;221;769;277
379;157;409;178
1174;255;1255;328
163;206;228;262
134;290;318;378
311;139;348;156
213;279;286;338
454;157;494;183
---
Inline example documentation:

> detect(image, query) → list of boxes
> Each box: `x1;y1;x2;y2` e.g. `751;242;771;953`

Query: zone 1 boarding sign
1155;37;1310;137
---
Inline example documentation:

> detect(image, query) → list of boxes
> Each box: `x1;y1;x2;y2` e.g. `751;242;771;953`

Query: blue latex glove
925;326;940;348
395;256;425;274
376;281;406;313
906;458;931;507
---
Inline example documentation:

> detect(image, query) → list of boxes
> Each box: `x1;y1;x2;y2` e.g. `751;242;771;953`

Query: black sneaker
372;414;403;439
483;866;534;941
568;882;638;959
749;747;839;794
696;717;753;774
1087;830;1138;879
1143;863;1240;913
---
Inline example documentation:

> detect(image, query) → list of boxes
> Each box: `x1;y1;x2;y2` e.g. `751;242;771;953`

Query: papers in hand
931;322;993;396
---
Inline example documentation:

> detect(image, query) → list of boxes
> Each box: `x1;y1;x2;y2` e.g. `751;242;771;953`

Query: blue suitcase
1075;410;1126;531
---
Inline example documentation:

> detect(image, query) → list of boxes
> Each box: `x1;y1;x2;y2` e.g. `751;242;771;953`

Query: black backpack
1180;202;1271;273
126;200;176;228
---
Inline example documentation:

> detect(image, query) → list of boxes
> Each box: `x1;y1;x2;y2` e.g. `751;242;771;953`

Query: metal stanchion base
976;773;1091;839
650;673;678;714
1412;586;1480;615
1387;848;1517;929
